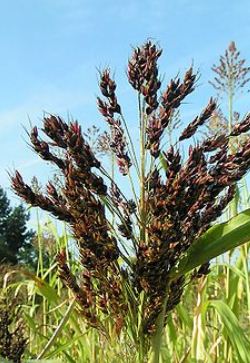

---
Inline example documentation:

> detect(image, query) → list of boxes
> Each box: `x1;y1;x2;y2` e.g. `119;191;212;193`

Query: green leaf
45;334;85;359
20;270;59;303
170;208;250;278
175;305;193;329
212;262;245;279
208;300;250;363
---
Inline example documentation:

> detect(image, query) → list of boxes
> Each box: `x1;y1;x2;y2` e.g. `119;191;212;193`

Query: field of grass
1;40;250;363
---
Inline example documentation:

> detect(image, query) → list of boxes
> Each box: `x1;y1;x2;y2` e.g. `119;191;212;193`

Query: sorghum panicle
97;69;131;175
146;64;196;157
12;115;126;332
209;41;250;94
0;300;27;363
11;40;250;338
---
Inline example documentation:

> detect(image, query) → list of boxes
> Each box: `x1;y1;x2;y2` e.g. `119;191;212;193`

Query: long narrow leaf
209;300;250;363
170;208;250;278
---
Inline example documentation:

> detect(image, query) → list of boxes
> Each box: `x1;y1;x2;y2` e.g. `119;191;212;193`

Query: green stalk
138;94;147;361
242;244;250;323
37;298;76;359
128;169;140;210
149;289;169;363
36;208;44;277
242;177;249;209
214;260;220;361
111;152;115;225
121;112;140;177
138;291;146;363
225;77;237;362
225;79;235;303
227;78;237;218
35;208;48;338
240;177;250;324
191;277;207;361
139;95;146;245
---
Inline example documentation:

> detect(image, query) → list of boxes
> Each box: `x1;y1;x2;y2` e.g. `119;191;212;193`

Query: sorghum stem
228;77;238;218
138;93;147;361
111;152;115;225
121;112;140;177
139;95;146;245
37;298;76;359
149;286;170;363
225;74;237;362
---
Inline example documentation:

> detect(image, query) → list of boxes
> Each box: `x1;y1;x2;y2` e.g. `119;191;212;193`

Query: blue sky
1;0;250;210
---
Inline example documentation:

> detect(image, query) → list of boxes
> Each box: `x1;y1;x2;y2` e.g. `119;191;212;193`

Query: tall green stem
138;94;148;361
149;288;169;363
139;95;146;245
191;277;207;361
228;79;238;218
36;208;43;277
225;76;237;362
121;113;140;177
37;298;76;359
111;152;115;225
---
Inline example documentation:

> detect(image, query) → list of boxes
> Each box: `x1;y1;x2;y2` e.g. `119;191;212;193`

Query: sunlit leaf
209;300;250;363
170;208;250;278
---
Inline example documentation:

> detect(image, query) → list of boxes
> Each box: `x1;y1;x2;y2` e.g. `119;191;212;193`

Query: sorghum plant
0;298;28;363
209;41;250;155
210;41;250;95
209;41;250;356
83;125;112;157
11;41;250;362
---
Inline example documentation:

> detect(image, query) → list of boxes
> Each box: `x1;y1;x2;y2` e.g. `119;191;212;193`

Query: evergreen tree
0;186;34;265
